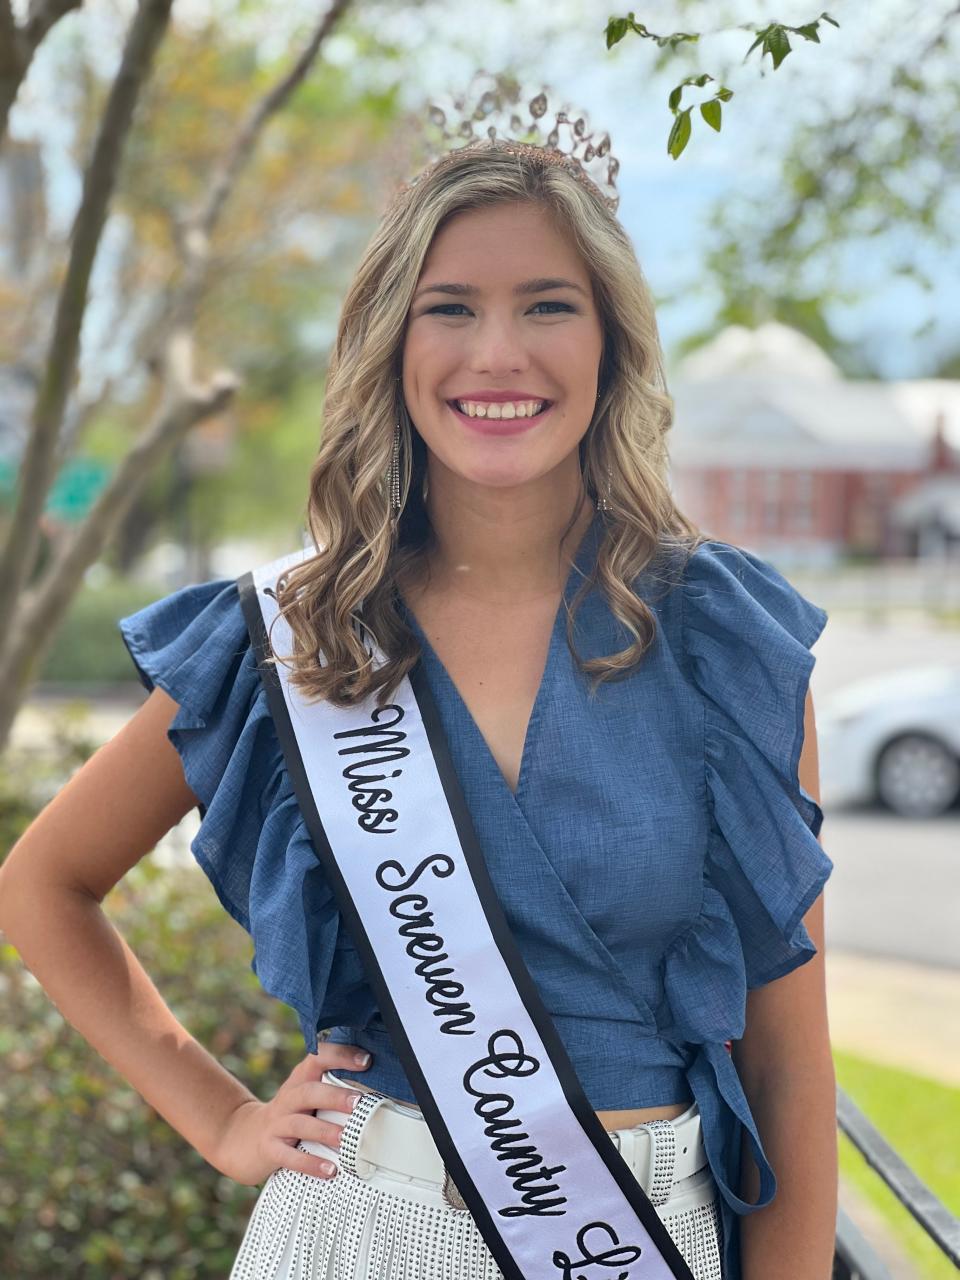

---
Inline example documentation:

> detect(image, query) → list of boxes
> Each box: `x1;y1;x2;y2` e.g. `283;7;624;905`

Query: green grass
834;1049;960;1279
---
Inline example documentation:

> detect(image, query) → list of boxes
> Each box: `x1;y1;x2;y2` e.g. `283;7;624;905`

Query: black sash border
238;569;695;1280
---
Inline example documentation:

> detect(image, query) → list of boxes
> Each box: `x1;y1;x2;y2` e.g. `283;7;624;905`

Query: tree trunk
0;0;355;754
0;0;174;646
0;1;84;145
0;373;237;752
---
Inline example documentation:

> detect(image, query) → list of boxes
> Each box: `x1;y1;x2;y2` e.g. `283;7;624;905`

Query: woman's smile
445;397;557;435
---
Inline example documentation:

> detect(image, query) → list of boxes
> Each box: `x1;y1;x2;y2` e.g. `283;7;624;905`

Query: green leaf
744;31;765;59
667;107;692;159
820;12;841;27
700;99;722;132
795;23;820;42
605;17;630;48
662;31;699;50
604;15;698;51
716;85;734;102
668;72;715;113
766;26;792;68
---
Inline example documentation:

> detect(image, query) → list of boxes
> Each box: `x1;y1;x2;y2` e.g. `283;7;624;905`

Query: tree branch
170;0;354;334
25;0;84;44
0;0;83;143
0;356;239;746
0;0;174;648
0;0;31;142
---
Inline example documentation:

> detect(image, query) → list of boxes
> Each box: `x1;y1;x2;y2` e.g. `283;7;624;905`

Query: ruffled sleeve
682;538;833;989
658;539;833;1234
117;579;370;1051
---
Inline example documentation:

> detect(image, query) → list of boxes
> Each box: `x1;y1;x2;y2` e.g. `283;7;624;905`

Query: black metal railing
832;1085;960;1278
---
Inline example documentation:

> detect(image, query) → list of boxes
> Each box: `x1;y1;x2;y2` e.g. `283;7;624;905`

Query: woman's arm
0;688;259;1172
1;686;379;1184
731;686;838;1280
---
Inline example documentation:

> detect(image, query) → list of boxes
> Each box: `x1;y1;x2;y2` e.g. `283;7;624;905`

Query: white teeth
454;399;547;419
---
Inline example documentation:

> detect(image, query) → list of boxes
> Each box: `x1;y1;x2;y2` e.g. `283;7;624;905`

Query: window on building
794;471;814;532
730;469;748;529
762;470;780;532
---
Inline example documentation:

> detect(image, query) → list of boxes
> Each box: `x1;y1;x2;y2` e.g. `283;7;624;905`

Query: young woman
0;132;838;1279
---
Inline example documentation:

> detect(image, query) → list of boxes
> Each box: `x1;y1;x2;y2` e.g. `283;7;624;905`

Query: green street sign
46;457;112;521
0;456;114;522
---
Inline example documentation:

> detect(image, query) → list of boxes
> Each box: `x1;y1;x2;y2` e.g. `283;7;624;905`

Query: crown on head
393;70;621;215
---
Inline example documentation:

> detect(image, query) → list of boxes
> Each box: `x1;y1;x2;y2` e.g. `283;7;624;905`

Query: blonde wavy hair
270;139;709;708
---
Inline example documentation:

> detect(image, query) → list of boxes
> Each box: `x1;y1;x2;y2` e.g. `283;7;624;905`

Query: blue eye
426;301;575;316
532;300;576;313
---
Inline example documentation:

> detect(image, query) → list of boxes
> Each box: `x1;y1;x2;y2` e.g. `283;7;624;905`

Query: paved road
822;806;959;969
806;615;960;971
808;610;959;698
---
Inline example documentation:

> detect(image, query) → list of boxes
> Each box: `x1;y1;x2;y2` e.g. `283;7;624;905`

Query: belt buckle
442;1167;468;1211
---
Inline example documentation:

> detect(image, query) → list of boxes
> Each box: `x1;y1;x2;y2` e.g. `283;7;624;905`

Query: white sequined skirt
230;1076;724;1280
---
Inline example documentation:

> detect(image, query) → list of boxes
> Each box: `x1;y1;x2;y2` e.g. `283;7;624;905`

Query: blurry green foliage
35;579;166;686
0;724;308;1277
187;376;326;548
0;708;101;856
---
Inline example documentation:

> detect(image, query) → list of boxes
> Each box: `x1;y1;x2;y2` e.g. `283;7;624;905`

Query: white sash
238;550;695;1280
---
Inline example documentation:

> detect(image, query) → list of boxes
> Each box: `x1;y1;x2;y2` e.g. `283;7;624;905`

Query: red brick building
666;324;960;566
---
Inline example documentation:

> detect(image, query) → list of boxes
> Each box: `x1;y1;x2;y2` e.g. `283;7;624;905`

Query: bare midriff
335;1077;688;1133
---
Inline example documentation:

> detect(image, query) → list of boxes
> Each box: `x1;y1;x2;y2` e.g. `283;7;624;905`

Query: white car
816;665;960;818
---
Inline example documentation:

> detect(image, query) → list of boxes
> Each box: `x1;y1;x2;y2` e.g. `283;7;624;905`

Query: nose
466;314;534;377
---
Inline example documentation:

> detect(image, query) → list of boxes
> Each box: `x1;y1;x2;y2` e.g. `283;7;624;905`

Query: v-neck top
117;513;831;1277
399;522;599;806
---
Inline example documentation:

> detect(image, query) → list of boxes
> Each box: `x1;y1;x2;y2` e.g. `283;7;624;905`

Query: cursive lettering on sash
552;1221;644;1278
376;855;476;1035
463;1031;569;1219
333;703;409;833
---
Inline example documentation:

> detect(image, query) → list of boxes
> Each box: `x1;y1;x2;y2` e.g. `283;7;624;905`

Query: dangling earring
594;388;612;512
389;421;402;522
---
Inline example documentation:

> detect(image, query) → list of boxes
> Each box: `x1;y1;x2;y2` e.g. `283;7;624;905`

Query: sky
353;0;959;379
8;0;959;385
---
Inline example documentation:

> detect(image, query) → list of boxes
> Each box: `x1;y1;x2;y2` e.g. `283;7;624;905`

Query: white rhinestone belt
323;1074;707;1211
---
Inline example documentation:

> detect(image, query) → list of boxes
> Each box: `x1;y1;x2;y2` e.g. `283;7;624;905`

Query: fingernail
349;1092;363;1109
319;1160;336;1176
354;1051;371;1067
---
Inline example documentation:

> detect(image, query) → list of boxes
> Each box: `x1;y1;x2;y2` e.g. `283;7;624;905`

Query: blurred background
1;1;958;1276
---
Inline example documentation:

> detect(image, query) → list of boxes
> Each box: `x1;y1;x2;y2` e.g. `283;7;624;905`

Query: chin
452;466;547;492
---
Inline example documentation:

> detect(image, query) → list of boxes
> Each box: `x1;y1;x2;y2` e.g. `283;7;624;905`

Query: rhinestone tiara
391;70;621;215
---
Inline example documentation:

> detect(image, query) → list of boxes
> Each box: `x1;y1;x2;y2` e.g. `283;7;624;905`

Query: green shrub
1;717;309;1278
36;579;169;686
0;706;103;858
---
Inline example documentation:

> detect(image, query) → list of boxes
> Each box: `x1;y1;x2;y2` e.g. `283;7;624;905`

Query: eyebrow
413;276;589;302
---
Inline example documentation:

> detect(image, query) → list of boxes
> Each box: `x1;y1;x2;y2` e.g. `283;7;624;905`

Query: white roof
671;321;843;383
888;380;960;449
666;325;960;467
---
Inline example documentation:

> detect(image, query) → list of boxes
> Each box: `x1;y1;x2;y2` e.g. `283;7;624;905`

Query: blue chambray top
117;511;832;1280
